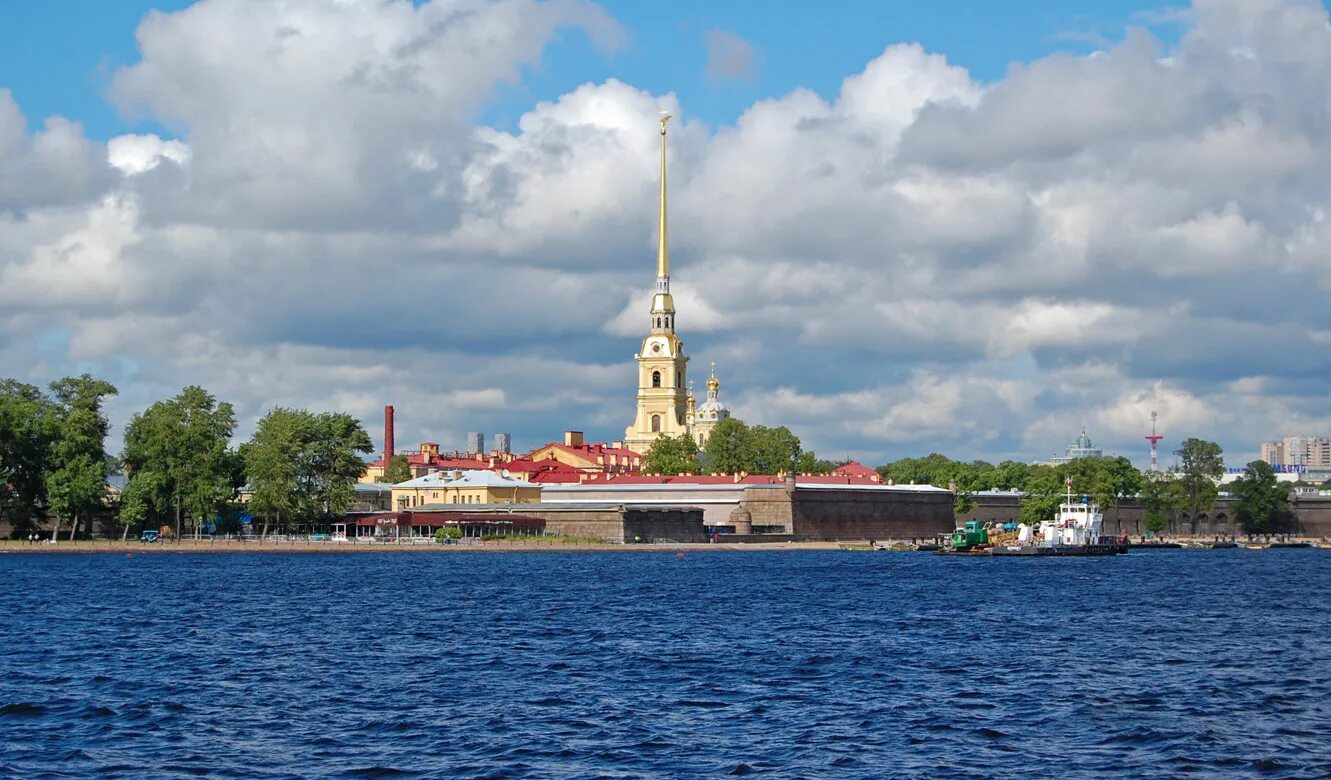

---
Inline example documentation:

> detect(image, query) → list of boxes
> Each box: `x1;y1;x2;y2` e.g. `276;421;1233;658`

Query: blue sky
4;0;1330;467
3;0;1182;139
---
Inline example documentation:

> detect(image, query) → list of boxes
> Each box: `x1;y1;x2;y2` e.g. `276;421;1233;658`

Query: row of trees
641;419;844;476
876;438;1292;535
120;389;373;538
1;376;373;539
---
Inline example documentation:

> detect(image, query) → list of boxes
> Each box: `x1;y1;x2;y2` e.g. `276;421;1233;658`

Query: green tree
121;386;238;540
989;460;1032;491
382;454;411;484
1101;456;1145;535
697;419;819;475
744;425;802;474
878;456;928;486
1140;470;1185;538
242;408;374;535
240;408;305;536
794;452;842;475
1176;438;1224;535
1062;457;1105;503
1230;460;1290;536
1019;465;1065;525
44;375;118;541
702;418;749;474
306;412;374;518
641;433;700;475
0;380;55;536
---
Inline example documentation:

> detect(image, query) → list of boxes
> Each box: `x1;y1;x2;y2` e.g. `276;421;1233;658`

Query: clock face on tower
652;344;661;353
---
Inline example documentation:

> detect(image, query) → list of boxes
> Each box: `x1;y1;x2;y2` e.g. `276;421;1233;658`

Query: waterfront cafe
336;511;546;540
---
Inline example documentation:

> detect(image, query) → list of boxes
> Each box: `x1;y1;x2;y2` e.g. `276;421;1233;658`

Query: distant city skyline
3;0;1330;468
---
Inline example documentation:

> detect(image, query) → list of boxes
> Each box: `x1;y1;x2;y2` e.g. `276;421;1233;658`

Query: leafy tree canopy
0;379;55;533
383;454;411;484
699;419;816;475
1175;438;1224;527
877;452;1154;526
1230;460;1290;535
641;433;700;476
120;386;239;538
241;407;374;531
44;375;118;539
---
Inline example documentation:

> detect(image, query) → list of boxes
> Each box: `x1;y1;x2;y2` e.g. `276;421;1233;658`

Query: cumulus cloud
106;0;624;230
0;89;111;210
107;134;190;175
5;0;1331;468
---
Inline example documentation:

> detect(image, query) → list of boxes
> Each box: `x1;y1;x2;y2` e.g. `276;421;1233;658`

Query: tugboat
987;481;1126;557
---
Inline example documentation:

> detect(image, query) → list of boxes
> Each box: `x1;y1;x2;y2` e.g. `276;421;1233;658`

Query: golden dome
706;374;719;391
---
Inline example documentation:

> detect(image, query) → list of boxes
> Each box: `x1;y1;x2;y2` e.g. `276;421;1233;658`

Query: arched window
651;415;661;432
652;371;661;388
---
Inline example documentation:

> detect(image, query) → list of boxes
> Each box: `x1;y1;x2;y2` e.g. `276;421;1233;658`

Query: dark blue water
1;550;1329;779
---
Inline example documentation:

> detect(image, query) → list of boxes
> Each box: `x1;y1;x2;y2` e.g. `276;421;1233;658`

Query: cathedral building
624;113;729;454
686;364;729;449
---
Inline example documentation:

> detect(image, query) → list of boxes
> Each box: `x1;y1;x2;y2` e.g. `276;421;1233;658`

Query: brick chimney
564;430;584;447
384;405;395;466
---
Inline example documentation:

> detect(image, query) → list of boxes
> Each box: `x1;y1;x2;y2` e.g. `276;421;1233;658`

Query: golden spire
657;111;670;280
707;361;719;391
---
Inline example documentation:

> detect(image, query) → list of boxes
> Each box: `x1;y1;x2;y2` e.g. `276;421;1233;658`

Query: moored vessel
985;482;1126;557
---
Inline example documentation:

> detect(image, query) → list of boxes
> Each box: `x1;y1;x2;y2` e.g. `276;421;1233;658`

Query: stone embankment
0;539;848;554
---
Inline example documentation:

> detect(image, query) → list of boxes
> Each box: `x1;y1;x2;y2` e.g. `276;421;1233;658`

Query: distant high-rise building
466;432;485;455
494;432;512;454
1262;436;1331;468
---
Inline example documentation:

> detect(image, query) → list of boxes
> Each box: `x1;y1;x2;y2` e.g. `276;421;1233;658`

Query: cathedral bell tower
625;112;689;454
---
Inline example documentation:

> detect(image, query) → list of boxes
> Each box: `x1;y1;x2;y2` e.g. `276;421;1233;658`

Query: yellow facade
390;472;540;510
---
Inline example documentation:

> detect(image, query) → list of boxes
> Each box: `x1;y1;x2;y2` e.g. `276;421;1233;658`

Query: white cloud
5;0;1331;469
108;134;190;175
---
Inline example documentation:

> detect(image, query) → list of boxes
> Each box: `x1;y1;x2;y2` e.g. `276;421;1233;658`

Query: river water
1;549;1328;778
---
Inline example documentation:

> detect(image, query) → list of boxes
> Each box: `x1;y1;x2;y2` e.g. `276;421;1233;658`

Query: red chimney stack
384;405;395;467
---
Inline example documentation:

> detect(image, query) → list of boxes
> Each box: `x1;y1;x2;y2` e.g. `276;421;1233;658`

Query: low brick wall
623;508;708;543
791;488;955;541
532;506;705;543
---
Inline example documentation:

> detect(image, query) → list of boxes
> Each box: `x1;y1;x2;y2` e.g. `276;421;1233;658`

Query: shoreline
2;538;1325;555
0;539;849;555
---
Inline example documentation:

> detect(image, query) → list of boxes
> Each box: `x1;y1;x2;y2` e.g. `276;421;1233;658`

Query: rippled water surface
2;549;1329;778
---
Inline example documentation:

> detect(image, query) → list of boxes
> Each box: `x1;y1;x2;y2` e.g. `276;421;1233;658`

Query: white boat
989;482;1125;556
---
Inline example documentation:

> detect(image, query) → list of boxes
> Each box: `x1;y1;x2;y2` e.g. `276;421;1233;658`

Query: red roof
575;472;883;486
831;461;880;480
528;465;585;484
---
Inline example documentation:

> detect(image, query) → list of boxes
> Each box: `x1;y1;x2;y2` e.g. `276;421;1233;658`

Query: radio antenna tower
1145;410;1164;472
